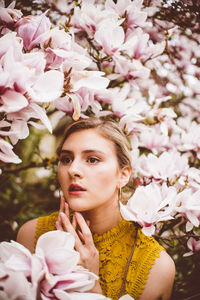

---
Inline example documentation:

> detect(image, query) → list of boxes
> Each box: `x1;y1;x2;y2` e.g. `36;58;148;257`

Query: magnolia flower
184;238;200;257
139;126;169;155
120;183;176;235
0;264;37;300
35;231;95;297
0;230;98;300
94;18;125;56
136;151;189;182
72;1;116;37
27;70;64;103
16;12;51;51
105;0;147;27
7;102;52;134
45;0;74;14
0;1;22;24
70;71;109;92
0;89;28;113
176;189;200;231
0;138;21;163
113;54;150;80
178;122;200;159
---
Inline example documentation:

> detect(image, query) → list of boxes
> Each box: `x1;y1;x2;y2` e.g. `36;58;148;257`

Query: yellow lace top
35;212;164;299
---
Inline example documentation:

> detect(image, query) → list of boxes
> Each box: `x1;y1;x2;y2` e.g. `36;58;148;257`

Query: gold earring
118;187;122;202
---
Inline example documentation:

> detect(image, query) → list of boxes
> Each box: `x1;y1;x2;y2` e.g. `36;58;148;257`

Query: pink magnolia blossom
0;230;99;299
113;54;150;80
121;28;165;61
35;230;97;298
176;189;200;231
27;70;64;102
45;0;74;14
7;102;52;133
54;87;104;121
42;27;72;51
0;89;28;113
72;1;117;37
1;40;46;95
15;12;51;51
178;122;200;159
136;151;189;182
0;32;23;60
94;18;125;56
120;183;176;236
0;138;21;163
105;0;147;28
0;264;37;300
139;125;169;155
184;238;200;257
41;28;73;69
70;70;109;92
0;1;22;24
61;46;92;72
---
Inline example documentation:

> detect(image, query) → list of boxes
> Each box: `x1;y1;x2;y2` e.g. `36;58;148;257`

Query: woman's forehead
62;128;115;152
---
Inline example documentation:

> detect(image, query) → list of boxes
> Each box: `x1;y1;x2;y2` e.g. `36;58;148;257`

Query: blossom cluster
0;0;200;256
0;230;133;300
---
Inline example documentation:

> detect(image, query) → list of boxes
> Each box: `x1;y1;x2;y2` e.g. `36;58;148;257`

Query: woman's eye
60;157;72;164
87;157;100;164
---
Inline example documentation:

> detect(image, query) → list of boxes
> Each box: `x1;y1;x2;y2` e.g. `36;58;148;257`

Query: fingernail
60;212;65;217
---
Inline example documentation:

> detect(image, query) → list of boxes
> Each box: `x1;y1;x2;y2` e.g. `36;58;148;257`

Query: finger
59;212;82;249
86;219;90;227
56;220;63;231
72;214;77;230
75;212;94;247
59;196;65;213
64;202;70;219
78;230;85;242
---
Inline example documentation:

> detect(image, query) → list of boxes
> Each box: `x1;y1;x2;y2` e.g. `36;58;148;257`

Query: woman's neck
82;199;122;235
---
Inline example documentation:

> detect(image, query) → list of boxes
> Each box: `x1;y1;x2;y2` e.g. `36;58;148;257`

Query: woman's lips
68;184;86;195
69;190;86;195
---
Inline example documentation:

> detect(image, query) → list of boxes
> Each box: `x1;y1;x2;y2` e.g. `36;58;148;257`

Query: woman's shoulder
16;211;59;253
16;218;38;253
139;250;175;300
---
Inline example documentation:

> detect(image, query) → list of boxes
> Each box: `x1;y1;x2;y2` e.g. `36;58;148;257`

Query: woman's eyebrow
60;150;72;155
82;149;106;155
60;149;106;155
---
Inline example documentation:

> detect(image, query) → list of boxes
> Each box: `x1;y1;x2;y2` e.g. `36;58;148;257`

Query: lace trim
126;231;164;298
93;219;135;244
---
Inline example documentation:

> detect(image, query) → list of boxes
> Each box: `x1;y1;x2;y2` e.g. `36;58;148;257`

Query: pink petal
29;103;52;133
28;70;64;102
46;249;79;275
36;231;75;255
0;90;28;113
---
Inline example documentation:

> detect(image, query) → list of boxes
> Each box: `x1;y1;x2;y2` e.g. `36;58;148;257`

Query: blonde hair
57;117;132;170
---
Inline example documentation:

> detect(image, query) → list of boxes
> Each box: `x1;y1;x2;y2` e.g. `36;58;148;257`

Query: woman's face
58;129;125;213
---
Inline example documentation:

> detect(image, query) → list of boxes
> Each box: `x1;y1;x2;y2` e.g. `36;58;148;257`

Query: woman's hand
56;197;102;294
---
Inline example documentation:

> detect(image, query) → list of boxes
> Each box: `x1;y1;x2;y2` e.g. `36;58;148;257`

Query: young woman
17;117;175;300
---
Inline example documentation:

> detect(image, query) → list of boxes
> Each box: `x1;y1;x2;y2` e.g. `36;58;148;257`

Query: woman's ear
119;165;132;188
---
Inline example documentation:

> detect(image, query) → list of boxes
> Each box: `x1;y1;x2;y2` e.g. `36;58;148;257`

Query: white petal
142;225;155;236
0;90;28;113
36;231;75;255
29;70;64;102
29;103;52;133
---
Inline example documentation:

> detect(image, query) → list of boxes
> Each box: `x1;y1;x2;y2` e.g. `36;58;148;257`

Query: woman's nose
68;160;83;178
